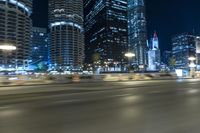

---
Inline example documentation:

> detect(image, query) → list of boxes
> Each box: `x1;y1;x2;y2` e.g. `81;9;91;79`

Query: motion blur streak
0;79;200;133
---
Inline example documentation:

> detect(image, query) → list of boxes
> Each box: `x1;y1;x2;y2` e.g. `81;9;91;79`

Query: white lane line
147;91;162;94
51;94;133;104
52;99;82;104
0;106;11;110
113;94;132;97
189;82;198;85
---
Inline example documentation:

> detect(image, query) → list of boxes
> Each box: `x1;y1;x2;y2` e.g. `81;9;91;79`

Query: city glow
0;45;17;51
125;52;135;58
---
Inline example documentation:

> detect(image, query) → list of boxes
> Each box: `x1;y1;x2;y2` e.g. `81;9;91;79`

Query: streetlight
125;52;135;58
125;52;135;72
0;44;17;70
188;57;196;61
189;63;197;68
0;45;16;51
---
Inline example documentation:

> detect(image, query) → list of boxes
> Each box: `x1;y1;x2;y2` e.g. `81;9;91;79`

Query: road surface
0;79;200;133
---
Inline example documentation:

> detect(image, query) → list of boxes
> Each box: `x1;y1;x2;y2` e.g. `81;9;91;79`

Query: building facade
148;50;160;71
128;0;148;68
147;31;160;71
195;36;200;70
162;50;172;66
31;27;48;69
84;0;128;64
172;33;196;69
0;0;32;70
49;0;84;70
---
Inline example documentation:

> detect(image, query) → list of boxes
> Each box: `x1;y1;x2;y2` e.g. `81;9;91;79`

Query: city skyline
1;1;200;132
32;0;200;53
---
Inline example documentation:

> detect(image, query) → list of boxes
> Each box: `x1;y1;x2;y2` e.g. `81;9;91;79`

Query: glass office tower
84;0;128;64
49;0;84;70
128;0;147;69
172;33;196;69
0;0;32;70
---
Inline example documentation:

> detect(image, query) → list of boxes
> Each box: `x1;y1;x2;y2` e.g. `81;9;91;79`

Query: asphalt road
0;79;200;133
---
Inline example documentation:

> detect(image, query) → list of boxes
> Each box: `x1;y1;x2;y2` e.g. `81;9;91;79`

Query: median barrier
72;74;80;82
103;74;123;81
0;76;11;85
0;72;180;87
92;75;105;81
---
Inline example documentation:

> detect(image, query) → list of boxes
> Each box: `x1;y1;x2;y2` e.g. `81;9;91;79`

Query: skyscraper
31;27;48;69
84;0;128;64
48;0;84;70
128;0;147;68
0;0;32;70
147;31;161;71
152;32;159;50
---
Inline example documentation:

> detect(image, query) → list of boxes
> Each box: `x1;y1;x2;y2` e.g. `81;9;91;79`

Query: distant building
48;0;84;70
147;32;160;71
196;36;200;70
148;50;160;71
172;33;196;70
162;50;172;66
31;27;48;69
84;0;128;64
0;0;32;70
128;0;148;68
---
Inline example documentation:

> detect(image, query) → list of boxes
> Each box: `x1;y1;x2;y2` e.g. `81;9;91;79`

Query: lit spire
153;31;158;38
152;31;159;50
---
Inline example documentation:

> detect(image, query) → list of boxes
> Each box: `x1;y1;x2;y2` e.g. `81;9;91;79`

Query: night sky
31;0;200;52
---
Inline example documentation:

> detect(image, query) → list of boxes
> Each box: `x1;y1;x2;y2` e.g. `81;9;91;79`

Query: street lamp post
125;52;135;72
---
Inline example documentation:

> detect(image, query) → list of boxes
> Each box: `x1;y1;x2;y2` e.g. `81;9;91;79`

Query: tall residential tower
0;0;32;69
48;0;84;70
128;0;147;69
84;0;128;64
